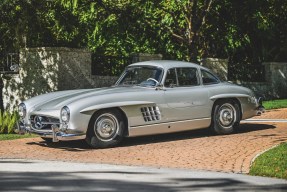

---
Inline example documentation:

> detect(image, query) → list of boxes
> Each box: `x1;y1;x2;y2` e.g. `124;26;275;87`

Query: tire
41;137;53;143
212;100;240;134
85;109;126;149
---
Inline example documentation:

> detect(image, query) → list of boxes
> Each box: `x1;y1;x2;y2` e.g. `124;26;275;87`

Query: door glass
164;68;200;87
164;68;177;87
177;68;199;86
201;70;220;85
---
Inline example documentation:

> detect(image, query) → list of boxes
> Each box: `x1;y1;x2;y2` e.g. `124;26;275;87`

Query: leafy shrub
0;110;19;134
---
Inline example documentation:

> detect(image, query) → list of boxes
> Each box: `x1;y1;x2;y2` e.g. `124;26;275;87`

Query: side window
177;68;199;86
201;70;220;85
164;67;199;87
164;68;177;87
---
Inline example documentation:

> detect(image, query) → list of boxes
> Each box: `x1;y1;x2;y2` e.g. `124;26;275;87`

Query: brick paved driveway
0;108;286;173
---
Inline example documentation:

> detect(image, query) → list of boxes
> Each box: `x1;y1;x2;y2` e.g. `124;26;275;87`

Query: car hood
24;86;152;111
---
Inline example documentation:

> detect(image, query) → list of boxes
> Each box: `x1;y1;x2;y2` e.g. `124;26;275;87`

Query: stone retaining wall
3;47;118;110
263;62;287;98
200;58;228;81
3;48;162;111
235;62;287;99
200;58;287;99
3;48;287;111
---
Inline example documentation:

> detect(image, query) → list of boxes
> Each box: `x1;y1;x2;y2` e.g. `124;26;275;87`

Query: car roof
128;60;209;71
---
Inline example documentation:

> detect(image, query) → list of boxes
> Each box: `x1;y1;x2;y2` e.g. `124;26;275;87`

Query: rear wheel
212;100;240;134
85;109;125;149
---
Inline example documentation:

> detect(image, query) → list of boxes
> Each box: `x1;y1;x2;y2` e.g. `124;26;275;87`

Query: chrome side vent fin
140;106;161;122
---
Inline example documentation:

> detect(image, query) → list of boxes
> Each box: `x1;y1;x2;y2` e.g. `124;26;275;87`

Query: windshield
116;66;163;87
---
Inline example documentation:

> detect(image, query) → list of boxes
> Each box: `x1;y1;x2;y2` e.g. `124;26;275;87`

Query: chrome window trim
115;65;164;87
164;67;200;88
200;69;221;85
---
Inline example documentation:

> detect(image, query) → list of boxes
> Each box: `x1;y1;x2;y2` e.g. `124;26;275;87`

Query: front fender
80;101;155;114
209;94;250;101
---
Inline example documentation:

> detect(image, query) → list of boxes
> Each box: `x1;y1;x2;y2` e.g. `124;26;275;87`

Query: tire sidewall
86;109;125;148
213;100;240;134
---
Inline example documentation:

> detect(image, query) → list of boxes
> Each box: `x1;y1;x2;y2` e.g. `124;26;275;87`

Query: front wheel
85;109;125;149
212;100;240;134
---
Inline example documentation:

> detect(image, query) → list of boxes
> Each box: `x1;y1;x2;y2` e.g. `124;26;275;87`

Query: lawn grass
0;133;38;141
249;143;287;179
263;99;287;110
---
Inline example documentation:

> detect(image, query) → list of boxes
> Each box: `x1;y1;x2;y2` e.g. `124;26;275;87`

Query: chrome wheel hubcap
218;103;236;128
94;113;119;141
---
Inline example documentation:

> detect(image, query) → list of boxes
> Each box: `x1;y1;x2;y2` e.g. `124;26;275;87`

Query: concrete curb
249;144;281;169
242;119;287;123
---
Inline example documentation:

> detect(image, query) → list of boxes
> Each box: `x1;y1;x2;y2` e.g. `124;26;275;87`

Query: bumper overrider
16;104;86;142
256;97;265;115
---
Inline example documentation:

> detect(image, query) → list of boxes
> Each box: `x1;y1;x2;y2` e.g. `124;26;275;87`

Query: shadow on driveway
25;123;276;150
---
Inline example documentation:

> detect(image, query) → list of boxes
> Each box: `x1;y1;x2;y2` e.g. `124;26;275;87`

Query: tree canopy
1;0;286;71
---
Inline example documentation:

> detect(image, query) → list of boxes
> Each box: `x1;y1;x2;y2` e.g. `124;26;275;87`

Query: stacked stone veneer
264;62;287;98
131;53;162;63
234;62;287;99
3;48;287;110
200;58;287;99
3;48;163;111
3;47;118;110
200;58;228;81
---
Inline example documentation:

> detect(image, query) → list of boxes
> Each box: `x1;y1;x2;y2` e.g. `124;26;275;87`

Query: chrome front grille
141;106;161;122
30;115;60;130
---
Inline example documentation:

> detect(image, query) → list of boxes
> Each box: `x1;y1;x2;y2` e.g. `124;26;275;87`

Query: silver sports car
17;60;264;148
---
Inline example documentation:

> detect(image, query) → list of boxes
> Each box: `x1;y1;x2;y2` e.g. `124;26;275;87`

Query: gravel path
0;108;286;173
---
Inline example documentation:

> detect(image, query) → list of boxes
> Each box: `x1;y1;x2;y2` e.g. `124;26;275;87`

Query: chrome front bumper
15;122;86;142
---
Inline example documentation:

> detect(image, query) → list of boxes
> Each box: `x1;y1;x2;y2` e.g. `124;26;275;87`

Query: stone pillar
3;47;94;111
0;76;4;112
131;53;162;63
200;58;228;81
263;62;287;98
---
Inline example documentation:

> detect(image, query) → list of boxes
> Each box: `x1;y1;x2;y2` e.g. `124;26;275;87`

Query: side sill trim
129;118;211;137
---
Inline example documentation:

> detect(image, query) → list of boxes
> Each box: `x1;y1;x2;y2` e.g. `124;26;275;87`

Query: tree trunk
0;76;4;112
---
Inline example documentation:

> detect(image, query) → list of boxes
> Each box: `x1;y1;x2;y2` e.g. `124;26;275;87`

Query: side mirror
155;84;165;91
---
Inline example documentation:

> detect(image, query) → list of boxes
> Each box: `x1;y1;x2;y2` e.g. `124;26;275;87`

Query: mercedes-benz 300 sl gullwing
17;60;264;148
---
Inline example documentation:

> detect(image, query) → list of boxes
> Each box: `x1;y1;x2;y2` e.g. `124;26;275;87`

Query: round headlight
61;106;70;122
18;103;26;118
